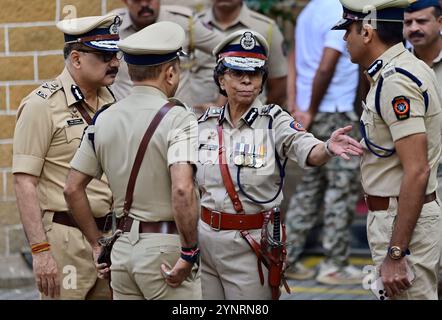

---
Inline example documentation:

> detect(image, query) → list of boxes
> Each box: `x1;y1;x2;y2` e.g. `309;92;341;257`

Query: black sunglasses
77;49;123;63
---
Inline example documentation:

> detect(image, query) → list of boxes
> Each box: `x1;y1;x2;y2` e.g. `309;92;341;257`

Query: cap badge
240;31;256;50
109;16;121;35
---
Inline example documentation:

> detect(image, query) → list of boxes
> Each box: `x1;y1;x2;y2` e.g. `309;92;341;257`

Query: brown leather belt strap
201;207;264;230
52;211;112;231
120;216;178;234
75;103;93;125
122;102;175;225
365;191;436;211
217;123;244;213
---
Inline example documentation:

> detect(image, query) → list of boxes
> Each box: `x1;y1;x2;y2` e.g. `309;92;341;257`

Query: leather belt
201;207;265;231
365;191;436;211
52;211;113;232
119;216;178;234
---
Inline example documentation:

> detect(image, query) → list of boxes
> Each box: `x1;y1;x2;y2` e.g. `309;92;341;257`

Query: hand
32;251;60;298
161;258;193;288
92;244;110;279
328;125;363;160
380;257;412;298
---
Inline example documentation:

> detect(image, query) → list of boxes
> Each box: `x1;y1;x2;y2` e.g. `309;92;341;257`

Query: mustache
106;67;118;76
409;31;425;38
138;6;154;16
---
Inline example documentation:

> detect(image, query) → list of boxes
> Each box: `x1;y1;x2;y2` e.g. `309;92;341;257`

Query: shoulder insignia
244;107;259;126
382;66;396;79
34;80;61;100
163;5;193;18
198;106;222;122
260;104;283;119
392;96;411;121
367;59;383;78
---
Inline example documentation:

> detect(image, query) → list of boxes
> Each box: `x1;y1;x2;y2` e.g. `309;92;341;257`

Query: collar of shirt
365;42;407;84
130;85;168;100
219;98;262;129
57;67;115;109
204;3;253;31
432;49;442;66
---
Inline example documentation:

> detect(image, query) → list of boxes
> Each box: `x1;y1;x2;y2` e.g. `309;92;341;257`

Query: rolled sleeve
70;126;103;179
167;110;198;166
12;97;53;176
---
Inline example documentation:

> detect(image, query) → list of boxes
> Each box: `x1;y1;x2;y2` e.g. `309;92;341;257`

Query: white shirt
295;0;358;112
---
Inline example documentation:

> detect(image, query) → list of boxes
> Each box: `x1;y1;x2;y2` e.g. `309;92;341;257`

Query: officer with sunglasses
12;14;121;299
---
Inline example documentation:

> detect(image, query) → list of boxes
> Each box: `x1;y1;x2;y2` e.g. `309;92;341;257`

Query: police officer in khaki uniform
333;0;442;299
197;29;363;300
64;21;201;300
110;0;223;105
190;0;288;110
13;14;121;299
404;0;442;298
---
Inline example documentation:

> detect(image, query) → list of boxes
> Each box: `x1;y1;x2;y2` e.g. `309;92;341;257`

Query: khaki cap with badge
117;21;186;66
57;14;122;52
332;0;415;30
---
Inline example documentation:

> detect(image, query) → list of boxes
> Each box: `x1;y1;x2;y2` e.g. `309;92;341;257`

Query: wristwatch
388;246;409;260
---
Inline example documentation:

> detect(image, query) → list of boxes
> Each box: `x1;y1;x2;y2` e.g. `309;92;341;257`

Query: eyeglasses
77;49;123;63
225;69;264;80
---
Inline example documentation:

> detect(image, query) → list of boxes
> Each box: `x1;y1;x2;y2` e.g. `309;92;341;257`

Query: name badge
67;118;84;126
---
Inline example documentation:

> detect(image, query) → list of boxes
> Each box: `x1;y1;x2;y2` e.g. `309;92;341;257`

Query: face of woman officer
218;68;264;108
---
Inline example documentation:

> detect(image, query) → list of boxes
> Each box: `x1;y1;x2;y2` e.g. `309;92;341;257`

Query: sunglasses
77;49;123;63
225;68;264;80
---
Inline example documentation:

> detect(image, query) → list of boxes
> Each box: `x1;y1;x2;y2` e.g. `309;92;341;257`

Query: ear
70;50;82;69
362;23;374;44
218;74;226;90
164;64;176;85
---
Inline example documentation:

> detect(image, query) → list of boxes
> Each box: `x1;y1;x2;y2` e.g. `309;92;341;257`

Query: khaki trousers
43;214;111;300
199;220;272;300
110;221;201;300
367;198;441;300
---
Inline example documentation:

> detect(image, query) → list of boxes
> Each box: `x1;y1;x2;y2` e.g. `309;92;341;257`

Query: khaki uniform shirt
12;68;113;217
197;102;321;213
189;3;288;106
430;49;442;87
70;86;198;222
361;43;442;196
110;6;223;104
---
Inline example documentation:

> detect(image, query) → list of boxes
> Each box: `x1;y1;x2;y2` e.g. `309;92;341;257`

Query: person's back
295;0;358;111
94;88;197;220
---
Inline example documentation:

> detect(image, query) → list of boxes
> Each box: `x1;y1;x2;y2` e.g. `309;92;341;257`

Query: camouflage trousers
285;111;361;267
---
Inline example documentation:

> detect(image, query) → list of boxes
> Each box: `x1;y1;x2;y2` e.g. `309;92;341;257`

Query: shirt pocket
64;124;86;144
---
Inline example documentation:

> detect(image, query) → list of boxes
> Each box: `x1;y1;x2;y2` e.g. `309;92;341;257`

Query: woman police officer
196;29;363;300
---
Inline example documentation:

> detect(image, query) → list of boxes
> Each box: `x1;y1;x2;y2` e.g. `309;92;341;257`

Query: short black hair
356;21;404;46
213;62;268;97
63;43;90;59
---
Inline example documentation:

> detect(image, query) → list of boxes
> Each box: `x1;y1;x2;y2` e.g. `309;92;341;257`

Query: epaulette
34;79;62;100
260;104;283;119
163;5;194;18
168;97;190;111
198;106;222;122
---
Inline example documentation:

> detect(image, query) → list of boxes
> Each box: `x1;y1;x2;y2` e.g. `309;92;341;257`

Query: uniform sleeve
273;108;322;168
70;125;103;179
268;22;288;78
324;29;346;53
192;15;224;55
380;74;426;142
167;109;198;166
12;95;53;176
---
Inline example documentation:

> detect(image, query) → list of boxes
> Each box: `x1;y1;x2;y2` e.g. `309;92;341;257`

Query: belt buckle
210;210;222;231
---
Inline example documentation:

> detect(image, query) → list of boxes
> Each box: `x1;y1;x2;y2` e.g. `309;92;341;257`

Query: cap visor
222;56;266;71
331;18;352;30
84;40;119;52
